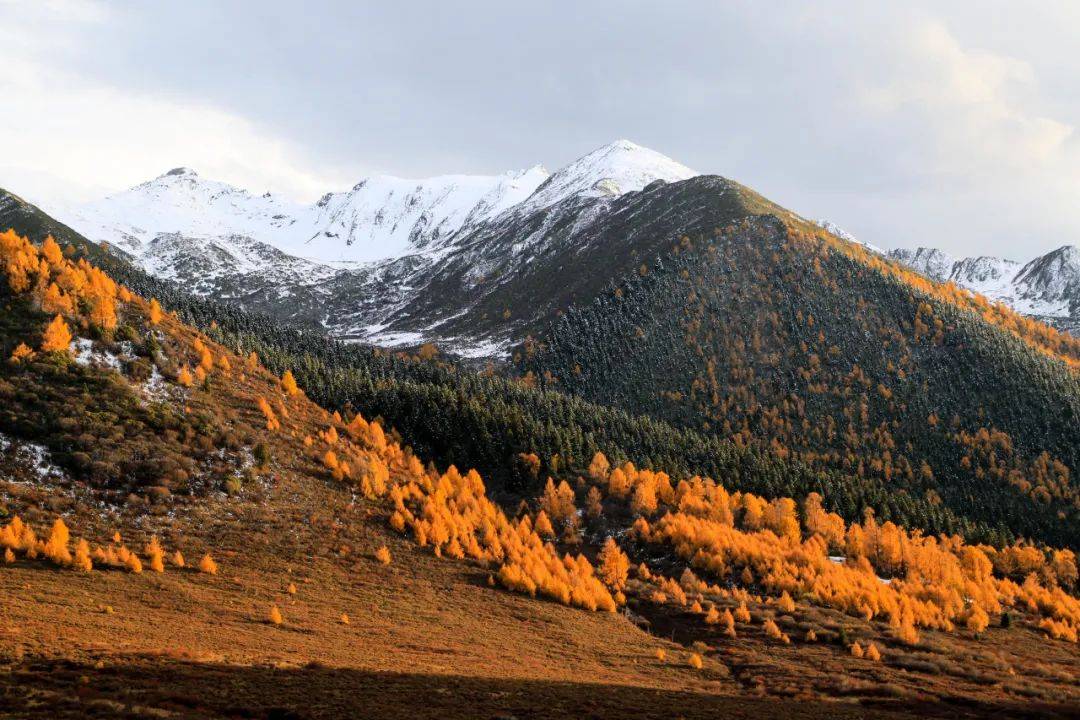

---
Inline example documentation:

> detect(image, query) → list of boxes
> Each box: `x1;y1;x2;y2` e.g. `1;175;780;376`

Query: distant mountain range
16;140;1080;354
886;246;1080;335
46;140;702;356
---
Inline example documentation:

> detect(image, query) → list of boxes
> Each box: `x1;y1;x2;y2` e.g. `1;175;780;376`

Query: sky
1;0;1079;259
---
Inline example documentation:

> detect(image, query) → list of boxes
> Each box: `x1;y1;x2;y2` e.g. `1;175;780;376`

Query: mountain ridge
41;142;1080;354
888;244;1080;334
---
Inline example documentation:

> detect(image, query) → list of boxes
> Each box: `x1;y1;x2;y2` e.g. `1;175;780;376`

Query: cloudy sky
2;0;1079;258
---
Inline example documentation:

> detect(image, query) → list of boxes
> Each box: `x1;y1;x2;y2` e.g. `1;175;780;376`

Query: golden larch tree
597;537;629;592
40;315;72;353
148;298;163;325
281;369;300;396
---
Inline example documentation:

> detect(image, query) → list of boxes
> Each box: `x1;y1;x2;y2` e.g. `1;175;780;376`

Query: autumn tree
281;369;300;396
40;315;72;353
533;510;555;538
587;451;611;481
145;536;165;573
42;519;71;565
585;486;603;518
597;537;629;592
148;298;163;325
9;343;33;364
72;539;92;572
41;236;63;266
199;553;218;575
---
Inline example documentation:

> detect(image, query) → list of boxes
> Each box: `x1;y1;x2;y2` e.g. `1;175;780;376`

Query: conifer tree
597;537;629;592
145;536;165;573
40;315;72;353
281;369;300;396
199;553;218;575
148;298;163;325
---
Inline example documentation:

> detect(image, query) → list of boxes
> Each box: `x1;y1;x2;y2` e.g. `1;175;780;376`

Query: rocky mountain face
888;246;1080;334
28;140;1080;356
47;140;701;356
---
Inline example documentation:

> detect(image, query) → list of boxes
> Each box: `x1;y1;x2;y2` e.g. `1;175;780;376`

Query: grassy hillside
0;228;1078;718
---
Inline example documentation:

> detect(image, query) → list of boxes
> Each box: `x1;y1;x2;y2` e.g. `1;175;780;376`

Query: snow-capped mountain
515;139;696;213
61;165;552;264
888;246;1079;333
810;222;1079;334
38;138;1080;354
49;140;702;355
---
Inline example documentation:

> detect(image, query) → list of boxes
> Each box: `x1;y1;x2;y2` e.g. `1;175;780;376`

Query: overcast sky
2;0;1079;259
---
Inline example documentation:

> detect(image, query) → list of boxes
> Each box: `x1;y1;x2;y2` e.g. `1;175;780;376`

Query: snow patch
0;433;63;483
71;337;123;370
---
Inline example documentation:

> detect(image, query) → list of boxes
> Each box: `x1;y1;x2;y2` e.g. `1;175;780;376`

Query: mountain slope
521;217;1080;548
43;143;1080;358
1;229;1078;718
4;183;1078;548
39;141;704;354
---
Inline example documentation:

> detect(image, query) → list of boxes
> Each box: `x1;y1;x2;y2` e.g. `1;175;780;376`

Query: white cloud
0;1;356;207
859;19;1075;178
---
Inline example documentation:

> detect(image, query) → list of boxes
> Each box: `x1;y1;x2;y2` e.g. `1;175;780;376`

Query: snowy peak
519;139;698;212
887;243;1080;332
162;167;198;178
292;165;551;261
888;247;956;281
1014;246;1080;302
53;139;700;265
950;256;1019;287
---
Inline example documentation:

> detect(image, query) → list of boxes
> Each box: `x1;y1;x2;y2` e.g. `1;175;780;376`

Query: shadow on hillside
0;653;1073;720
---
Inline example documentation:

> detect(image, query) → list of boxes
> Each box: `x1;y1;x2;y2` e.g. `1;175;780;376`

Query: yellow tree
597;537;629;592
281;369;300;396
148;298;164;325
9;343;34;364
41;236;64;266
587;451;611;481
40;315;72;353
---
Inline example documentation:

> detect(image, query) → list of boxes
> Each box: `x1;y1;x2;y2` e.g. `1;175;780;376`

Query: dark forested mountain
520;217;1080;548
